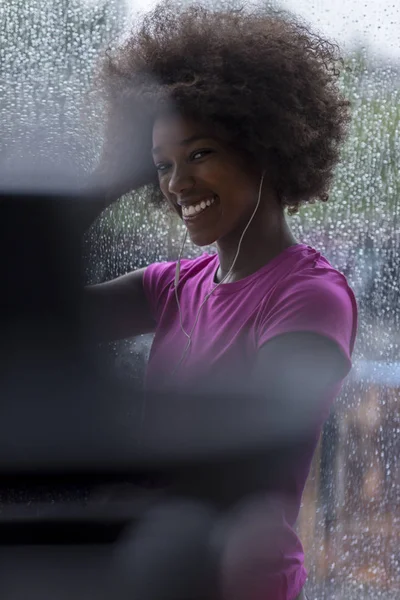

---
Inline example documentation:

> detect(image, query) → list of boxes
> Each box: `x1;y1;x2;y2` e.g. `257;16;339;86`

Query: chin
188;230;218;247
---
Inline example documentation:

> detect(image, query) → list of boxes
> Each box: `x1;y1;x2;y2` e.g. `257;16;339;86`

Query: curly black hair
95;1;351;214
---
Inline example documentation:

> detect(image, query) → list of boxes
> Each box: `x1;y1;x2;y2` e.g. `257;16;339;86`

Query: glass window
1;1;398;598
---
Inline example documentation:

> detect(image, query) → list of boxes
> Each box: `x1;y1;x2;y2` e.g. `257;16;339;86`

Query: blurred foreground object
0;181;311;599
0;182;315;473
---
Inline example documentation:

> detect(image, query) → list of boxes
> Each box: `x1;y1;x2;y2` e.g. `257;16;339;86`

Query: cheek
221;185;256;213
156;178;181;219
158;174;169;196
158;178;173;204
162;191;180;216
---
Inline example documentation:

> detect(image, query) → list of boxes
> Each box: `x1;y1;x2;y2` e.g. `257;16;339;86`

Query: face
152;113;265;247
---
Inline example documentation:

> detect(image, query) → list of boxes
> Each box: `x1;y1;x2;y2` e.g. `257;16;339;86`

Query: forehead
152;113;214;150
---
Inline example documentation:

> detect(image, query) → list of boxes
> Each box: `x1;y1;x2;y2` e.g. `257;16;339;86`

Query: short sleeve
255;272;358;371
143;261;176;323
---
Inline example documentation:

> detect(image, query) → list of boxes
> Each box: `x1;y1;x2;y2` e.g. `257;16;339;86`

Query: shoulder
143;253;216;317
257;248;358;359
144;253;216;288
281;261;356;315
273;247;357;314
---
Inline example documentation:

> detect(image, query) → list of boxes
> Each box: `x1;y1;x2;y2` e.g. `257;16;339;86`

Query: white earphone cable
174;228;190;341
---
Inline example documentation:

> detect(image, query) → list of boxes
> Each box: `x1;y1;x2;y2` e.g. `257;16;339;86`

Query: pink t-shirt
143;243;358;599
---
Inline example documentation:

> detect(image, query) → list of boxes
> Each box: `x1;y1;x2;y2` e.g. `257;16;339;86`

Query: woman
86;3;358;599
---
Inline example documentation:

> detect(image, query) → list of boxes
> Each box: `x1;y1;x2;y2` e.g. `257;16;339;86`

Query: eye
190;149;213;161
155;162;171;173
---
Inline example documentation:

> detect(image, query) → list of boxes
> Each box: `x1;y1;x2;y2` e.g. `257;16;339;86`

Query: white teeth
182;196;216;218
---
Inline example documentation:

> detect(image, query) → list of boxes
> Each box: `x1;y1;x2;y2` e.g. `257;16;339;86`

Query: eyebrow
151;134;214;156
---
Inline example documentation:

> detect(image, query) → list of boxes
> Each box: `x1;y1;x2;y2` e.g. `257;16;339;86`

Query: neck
215;207;297;283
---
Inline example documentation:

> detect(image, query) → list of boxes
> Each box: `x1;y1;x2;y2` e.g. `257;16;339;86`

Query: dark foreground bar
0;186;311;599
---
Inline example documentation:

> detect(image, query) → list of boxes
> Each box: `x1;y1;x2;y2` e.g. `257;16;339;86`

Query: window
1;1;398;598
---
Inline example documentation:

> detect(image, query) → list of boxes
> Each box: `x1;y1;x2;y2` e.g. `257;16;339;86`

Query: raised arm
84;268;156;342
79;164;158;342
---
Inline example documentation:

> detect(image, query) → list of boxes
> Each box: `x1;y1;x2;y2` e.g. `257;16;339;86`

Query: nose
168;163;195;196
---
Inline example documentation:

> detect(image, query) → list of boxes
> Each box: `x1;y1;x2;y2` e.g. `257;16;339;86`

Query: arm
247;331;349;437
84;268;156;342
78;161;158;341
77;154;157;235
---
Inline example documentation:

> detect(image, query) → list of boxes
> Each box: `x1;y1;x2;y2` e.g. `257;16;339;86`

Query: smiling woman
151;113;274;248
84;2;358;599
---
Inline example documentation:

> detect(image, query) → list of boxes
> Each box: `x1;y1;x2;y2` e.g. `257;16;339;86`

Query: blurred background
0;0;399;598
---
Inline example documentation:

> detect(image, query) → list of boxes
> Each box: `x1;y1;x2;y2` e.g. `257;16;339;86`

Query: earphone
171;170;266;376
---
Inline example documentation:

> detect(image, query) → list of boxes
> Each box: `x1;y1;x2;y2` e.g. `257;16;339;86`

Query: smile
181;196;216;219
